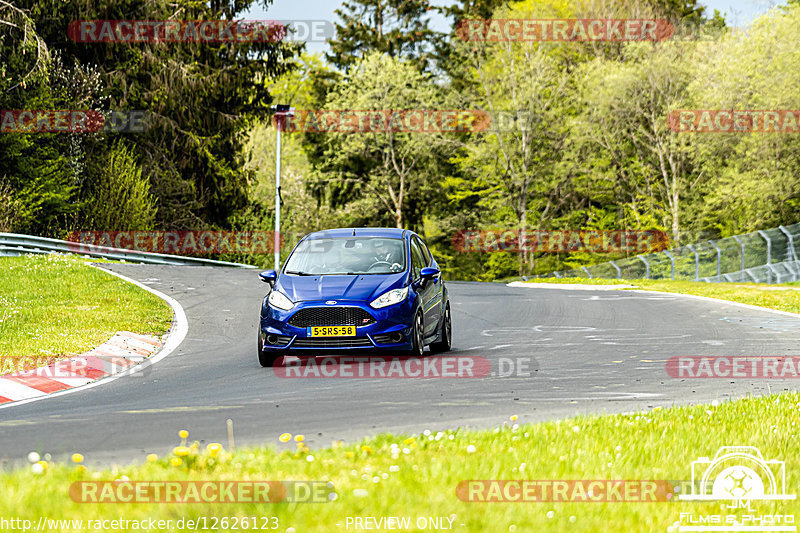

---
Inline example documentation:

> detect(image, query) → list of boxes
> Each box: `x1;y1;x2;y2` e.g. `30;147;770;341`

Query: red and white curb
0;332;163;404
0;265;188;409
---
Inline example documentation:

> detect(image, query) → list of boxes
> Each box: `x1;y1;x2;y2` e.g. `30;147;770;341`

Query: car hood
276;272;407;303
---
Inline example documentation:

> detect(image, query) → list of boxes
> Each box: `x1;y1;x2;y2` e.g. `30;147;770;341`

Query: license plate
307;325;356;337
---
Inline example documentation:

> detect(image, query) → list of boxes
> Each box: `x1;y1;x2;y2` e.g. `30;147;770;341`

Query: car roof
303;227;410;240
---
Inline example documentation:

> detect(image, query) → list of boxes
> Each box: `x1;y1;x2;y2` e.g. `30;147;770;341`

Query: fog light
266;334;278;345
391;332;404;343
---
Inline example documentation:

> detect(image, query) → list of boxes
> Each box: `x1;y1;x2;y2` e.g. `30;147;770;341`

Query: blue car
257;228;452;367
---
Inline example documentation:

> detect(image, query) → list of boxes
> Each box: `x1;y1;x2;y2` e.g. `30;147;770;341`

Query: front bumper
259;298;415;352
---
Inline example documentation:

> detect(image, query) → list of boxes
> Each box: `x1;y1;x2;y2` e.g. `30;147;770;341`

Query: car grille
292;337;374;348
288;306;375;328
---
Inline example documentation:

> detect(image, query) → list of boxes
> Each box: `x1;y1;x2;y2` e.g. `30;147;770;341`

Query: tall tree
312;52;450;229
14;0;300;230
327;0;442;72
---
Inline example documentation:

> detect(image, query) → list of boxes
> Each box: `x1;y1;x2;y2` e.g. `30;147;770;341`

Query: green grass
1;266;799;532
530;277;800;314
1;395;798;532
0;254;173;374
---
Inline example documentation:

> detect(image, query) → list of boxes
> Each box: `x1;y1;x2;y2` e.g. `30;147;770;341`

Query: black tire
258;335;280;367
430;302;452;353
407;311;425;357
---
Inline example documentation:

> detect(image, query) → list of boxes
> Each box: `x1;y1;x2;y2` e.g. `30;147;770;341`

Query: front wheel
258;335;280;367
407;311;425;357
430;303;451;353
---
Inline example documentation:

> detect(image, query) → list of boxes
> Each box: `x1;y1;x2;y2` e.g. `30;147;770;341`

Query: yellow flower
279;433;292;443
294;434;305;443
146;454;158;463
170;457;182;467
345;452;355;459
206;443;222;457
403;437;414;445
71;453;84;464
510;415;518;421
361;445;373;455
37;460;48;470
173;446;190;457
179;430;189;439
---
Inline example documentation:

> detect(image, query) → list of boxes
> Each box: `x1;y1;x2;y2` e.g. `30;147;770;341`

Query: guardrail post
779;226;798;282
580;266;592;279
709;240;722;281
637;256;650;279
733;235;746;282
663;250;676;280
757;230;772;283
609;261;621;279
686;244;699;281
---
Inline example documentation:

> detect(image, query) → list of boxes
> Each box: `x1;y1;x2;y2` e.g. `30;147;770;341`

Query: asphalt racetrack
2;264;799;467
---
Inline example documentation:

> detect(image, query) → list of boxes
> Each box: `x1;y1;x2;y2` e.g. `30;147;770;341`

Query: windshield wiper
284;270;316;276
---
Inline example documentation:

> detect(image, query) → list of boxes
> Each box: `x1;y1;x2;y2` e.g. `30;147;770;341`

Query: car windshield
283;237;406;275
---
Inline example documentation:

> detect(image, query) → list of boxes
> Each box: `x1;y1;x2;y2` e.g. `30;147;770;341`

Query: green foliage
82;141;157;231
327;0;443;72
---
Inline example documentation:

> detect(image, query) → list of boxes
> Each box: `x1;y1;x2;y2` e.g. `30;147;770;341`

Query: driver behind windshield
369;239;403;272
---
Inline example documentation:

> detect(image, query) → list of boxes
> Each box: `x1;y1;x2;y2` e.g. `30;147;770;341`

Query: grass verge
0;254;173;374
528;277;800;314
0;394;797;532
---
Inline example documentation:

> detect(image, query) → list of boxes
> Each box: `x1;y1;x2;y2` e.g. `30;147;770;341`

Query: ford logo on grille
325;300;337;305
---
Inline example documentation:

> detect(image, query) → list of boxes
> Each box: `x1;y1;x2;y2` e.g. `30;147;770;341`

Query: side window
410;239;425;279
416;236;432;265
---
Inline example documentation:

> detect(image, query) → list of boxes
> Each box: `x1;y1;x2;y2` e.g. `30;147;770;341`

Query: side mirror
420;266;440;283
259;270;277;287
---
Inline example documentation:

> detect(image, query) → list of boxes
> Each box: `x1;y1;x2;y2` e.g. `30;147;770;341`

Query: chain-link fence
536;223;800;284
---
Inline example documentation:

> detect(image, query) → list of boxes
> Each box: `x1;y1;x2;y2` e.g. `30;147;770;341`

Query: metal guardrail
0;233;256;268
536;223;800;284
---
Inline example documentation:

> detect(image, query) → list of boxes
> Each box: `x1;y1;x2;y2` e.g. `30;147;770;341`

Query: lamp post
272;105;295;271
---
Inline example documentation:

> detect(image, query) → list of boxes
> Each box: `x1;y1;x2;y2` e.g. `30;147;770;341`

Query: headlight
268;290;294;311
369;286;409;309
